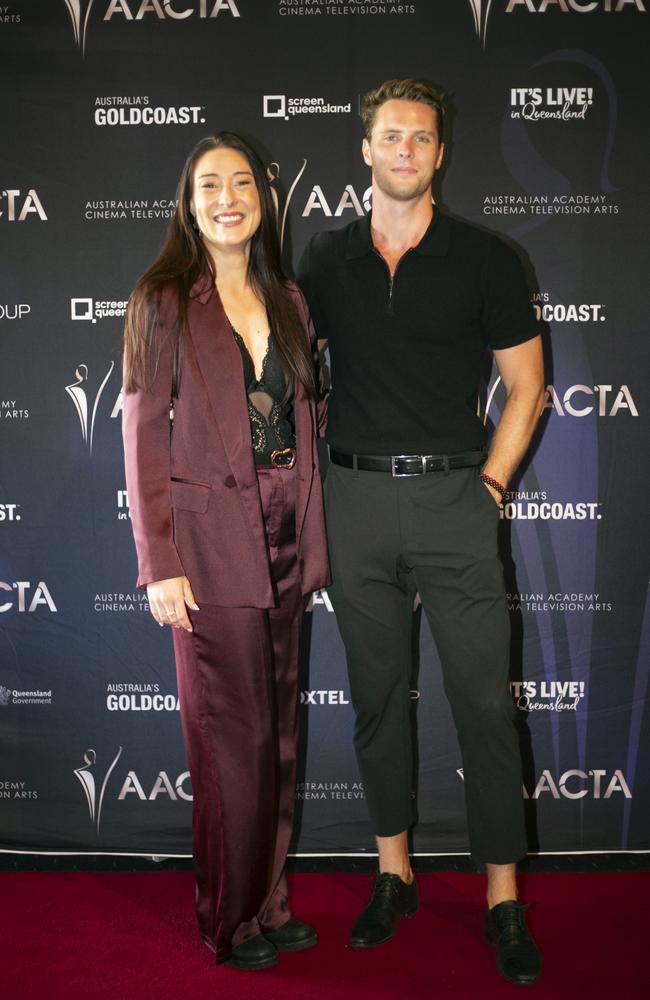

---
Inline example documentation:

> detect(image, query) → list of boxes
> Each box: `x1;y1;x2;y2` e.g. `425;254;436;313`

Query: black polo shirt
297;211;539;455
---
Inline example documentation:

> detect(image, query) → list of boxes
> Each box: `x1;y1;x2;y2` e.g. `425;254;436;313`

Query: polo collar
345;209;450;260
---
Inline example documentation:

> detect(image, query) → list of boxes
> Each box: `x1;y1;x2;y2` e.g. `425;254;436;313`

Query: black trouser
324;461;527;865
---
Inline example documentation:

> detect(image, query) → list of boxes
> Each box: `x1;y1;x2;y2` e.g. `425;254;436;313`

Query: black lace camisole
232;329;295;465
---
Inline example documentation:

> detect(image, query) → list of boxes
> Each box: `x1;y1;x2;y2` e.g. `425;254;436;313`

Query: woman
122;133;330;970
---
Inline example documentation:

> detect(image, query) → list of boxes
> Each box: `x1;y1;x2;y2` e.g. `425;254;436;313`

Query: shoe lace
370;873;401;903
495;902;528;934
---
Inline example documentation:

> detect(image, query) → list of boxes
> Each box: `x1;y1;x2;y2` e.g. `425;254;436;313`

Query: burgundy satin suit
122;272;330;961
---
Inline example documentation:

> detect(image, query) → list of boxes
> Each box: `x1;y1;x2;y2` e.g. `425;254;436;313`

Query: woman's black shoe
485;900;542;985
263;916;318;951
226;934;278;971
349;873;419;948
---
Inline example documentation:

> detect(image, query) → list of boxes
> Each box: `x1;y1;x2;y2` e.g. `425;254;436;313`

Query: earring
191;215;200;235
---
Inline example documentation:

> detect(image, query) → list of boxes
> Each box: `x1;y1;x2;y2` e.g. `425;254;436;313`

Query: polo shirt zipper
373;248;413;313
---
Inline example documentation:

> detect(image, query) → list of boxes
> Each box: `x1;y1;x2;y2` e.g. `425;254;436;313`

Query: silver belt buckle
391;454;426;477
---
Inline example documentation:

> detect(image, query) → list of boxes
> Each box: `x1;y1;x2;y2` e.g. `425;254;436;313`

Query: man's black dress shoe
349;873;419;948
485;900;542;986
263;916;318;952
226;934;278;971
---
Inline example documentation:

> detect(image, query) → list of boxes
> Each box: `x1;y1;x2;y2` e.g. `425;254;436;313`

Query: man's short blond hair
360;79;445;142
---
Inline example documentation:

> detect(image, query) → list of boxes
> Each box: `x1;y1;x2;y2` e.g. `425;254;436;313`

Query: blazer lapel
186;279;267;548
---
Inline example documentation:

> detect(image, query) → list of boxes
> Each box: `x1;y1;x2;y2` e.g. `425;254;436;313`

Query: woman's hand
146;576;199;632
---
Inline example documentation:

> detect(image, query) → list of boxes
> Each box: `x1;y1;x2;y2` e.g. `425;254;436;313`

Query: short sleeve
481;236;540;351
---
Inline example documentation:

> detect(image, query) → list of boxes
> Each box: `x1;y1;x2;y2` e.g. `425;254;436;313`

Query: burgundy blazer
122;272;330;607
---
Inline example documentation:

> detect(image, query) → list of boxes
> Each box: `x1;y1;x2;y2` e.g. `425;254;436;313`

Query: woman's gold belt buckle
270;447;296;470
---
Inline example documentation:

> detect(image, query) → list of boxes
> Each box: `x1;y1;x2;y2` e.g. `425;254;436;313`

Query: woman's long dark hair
123;132;315;399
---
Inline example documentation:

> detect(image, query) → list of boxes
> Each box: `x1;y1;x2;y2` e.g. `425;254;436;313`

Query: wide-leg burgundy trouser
172;466;303;963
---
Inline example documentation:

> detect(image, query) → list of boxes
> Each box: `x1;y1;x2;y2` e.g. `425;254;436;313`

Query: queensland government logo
0;685;52;706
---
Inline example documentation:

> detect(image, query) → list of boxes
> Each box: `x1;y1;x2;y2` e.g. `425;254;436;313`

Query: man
297;79;544;986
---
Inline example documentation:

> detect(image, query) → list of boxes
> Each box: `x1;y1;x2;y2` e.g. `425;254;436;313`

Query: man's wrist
479;471;507;502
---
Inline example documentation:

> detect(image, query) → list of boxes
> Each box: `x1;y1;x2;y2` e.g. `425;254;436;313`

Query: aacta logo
74;747;123;832
458;767;632;798
543;384;638;417
525;769;632;800
64;1;240;56
65;361;115;454
117;770;192;801
505;1;645;11
104;0;241;18
467;1;493;47
468;0;645;47
482;378;638;423
0;189;47;221
0;582;57;613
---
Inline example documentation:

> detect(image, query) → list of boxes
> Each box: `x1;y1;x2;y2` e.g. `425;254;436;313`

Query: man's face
362;99;444;203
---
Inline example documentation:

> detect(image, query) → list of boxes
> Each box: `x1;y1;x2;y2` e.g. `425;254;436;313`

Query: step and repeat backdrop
1;1;649;858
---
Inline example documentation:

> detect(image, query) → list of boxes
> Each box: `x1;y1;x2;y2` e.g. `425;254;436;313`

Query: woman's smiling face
191;146;262;256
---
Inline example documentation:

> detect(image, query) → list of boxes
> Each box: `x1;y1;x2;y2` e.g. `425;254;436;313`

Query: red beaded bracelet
479;472;507;499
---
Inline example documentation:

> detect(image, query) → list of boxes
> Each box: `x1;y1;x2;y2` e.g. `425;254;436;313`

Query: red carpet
1;871;647;998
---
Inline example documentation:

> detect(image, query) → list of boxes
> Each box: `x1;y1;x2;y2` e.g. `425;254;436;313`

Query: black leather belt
329;449;486;477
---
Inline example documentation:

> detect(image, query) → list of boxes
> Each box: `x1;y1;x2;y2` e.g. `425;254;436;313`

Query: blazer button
224;475;236;488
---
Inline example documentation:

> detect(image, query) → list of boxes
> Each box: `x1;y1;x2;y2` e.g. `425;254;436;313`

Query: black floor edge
0;852;648;873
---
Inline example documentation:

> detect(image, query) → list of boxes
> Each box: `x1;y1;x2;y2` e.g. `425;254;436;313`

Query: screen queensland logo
263;94;351;122
71;297;128;323
64;0;241;55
